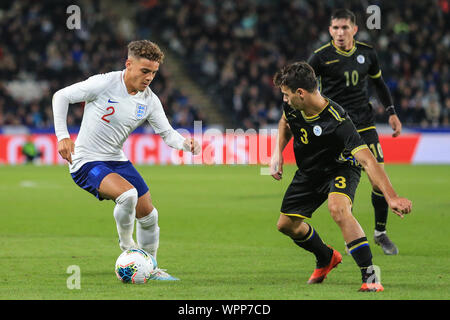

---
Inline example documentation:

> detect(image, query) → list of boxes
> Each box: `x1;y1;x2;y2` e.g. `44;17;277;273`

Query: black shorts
280;165;361;219
357;127;384;163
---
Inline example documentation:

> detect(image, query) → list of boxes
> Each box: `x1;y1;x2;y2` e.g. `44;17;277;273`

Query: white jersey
52;70;187;173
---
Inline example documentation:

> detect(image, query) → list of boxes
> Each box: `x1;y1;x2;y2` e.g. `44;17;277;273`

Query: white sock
113;188;138;247
136;207;160;259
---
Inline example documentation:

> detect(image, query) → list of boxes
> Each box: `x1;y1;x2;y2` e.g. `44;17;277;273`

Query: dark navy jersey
283;98;368;176
308;40;382;130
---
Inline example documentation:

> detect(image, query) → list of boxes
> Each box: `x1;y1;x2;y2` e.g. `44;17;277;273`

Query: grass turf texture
0;164;448;300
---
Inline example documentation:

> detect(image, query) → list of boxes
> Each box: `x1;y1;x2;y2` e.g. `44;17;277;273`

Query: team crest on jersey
313;125;322;136
135;103;148;119
357;55;365;64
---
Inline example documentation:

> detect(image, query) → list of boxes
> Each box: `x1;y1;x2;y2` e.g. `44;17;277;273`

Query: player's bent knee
277;221;291;235
277;215;302;237
276;216;291;234
115;188;138;208
328;203;348;224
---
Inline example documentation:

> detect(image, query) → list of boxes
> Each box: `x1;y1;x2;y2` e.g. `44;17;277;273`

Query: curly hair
127;40;165;63
273;61;317;93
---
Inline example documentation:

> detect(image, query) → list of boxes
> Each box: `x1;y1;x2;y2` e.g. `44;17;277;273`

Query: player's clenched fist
270;153;284;180
57;138;75;164
388;197;412;218
183;138;201;155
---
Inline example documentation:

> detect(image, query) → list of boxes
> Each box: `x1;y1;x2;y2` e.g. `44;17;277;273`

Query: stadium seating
0;1;206;130
136;0;450;129
0;0;449;130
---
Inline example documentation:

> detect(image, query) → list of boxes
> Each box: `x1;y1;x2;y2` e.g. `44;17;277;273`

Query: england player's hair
273;61;317;93
330;8;356;25
127;40;165;63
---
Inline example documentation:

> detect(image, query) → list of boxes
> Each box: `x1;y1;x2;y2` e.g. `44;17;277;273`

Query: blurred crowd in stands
139;0;450;129
1;0;449;131
0;0;204;130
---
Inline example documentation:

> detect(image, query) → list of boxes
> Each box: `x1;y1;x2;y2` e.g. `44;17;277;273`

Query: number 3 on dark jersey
300;128;308;144
335;176;347;189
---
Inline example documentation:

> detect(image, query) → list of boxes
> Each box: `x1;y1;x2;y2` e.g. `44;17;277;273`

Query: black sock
372;190;388;232
293;224;333;268
346;237;376;282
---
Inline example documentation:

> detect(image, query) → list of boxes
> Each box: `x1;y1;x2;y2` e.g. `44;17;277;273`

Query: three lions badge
135;103;148;120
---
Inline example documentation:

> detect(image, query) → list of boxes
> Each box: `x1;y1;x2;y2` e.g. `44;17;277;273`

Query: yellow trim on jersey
332;40;357;57
325;59;340;65
281;212;310;219
314;42;331;53
369;70;382;79
328;106;344;122
351;144;369;156
357;126;376;133
301;111;320;121
300;100;330;122
329;192;353;206
356;41;373;48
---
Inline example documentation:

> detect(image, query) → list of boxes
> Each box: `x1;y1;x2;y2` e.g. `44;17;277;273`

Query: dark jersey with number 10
283;98;368;176
308;40;382;130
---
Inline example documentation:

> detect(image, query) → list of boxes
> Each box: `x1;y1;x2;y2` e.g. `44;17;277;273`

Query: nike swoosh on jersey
108;99;119;103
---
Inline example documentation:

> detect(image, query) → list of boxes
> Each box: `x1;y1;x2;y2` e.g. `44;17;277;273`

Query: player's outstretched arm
354;148;412;218
270;115;292;180
159;129;200;155
149;95;200;155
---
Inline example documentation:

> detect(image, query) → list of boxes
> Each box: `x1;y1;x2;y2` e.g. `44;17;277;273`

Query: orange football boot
359;282;384;292
307;249;342;284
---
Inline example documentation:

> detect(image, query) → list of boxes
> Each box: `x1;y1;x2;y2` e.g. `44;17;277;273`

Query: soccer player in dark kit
308;9;402;255
270;61;411;292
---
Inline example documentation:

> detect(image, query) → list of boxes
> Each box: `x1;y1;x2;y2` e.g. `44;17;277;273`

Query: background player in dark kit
308;9;402;255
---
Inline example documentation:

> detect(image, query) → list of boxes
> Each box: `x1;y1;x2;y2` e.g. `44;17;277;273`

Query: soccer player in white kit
52;40;200;281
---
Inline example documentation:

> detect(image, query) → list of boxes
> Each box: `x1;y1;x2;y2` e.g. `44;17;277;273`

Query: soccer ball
115;248;157;284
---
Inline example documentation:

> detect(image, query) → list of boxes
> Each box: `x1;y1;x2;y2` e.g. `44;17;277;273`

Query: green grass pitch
0;164;448;300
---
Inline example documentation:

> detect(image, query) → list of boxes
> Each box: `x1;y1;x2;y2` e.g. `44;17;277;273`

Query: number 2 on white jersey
101;106;115;123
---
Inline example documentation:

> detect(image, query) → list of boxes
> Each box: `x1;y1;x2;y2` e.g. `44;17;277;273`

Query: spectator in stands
0;1;205;131
442;98;450;125
135;0;449;129
1;0;449;130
